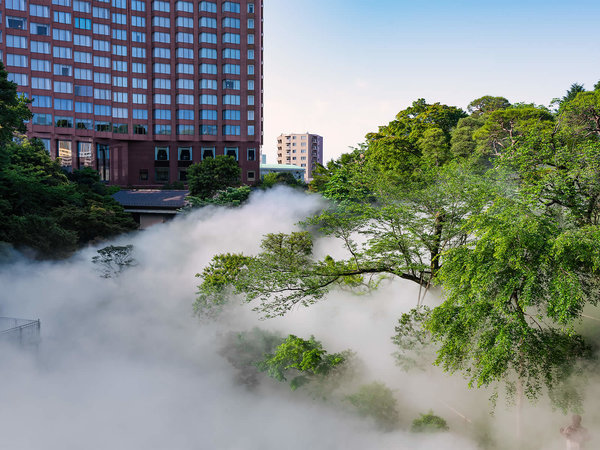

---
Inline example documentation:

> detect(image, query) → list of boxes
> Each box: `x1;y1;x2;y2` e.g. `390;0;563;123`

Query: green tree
346;382;400;431
187;155;241;198
411;411;449;433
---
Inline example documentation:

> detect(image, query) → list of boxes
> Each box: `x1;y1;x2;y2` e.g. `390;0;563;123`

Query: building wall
276;132;323;182
0;0;263;187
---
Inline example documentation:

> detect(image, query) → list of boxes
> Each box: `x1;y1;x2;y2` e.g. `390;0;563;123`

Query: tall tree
187;155;241;198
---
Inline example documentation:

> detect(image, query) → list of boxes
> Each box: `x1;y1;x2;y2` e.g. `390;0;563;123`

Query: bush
411;411;449;433
346;382;400;431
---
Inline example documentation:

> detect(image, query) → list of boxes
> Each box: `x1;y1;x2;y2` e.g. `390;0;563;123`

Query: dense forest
197;84;600;414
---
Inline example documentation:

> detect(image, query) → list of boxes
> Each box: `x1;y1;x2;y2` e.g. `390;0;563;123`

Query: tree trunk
430;212;445;274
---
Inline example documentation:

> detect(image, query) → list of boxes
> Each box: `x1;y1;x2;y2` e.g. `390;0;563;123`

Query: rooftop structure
276;132;323;182
0;0;263;187
112;189;188;228
260;163;305;181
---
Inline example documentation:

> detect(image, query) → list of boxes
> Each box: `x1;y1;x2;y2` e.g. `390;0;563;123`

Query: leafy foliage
188;185;251;208
345;382;400;432
187;155;241;198
256;334;349;391
411;411;449;433
92;245;136;278
260;172;306;189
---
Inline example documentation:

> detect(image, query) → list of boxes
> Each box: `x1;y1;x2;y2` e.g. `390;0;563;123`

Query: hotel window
74;18;91;30
74;51;92;63
153;109;171;120
74;85;93;96
112;76;127;87
247;148;256;161
132;47;146;58
153;47;170;59
155;168;169;183
138;169;149;181
177;79;194;90
154;124;171;135
94;104;111;116
93;72;110;84
223;125;240;136
93;56;110;68
176;1;192;12
30;23;50;36
153;63;171;74
200;79;217;90
201;125;217;136
132;63;146;73
200;33;216;44
133;109;148;120
222;2;240;13
131;16;145;27
6;16;27;30
7;35;27;48
224;147;238;160
223;64;240;75
113;29;127;40
112;107;128;119
7;54;27;67
176;94;194;105
153;78;171;90
113;91;128;103
223;110;240;120
248;95;254;106
177;48;194;59
112;13;127;24
75;102;93;113
132;78;148;89
201;147;215;159
200;48;217;59
54;81;73;93
7;73;28;86
152;0;169;11
78;142;93;168
54;11;72;24
223;48;241;59
247;80;254;90
248;19;255;29
152;16;170;27
247;110;254;120
176;64;194;74
248;34;254;44
131;31;146;42
112;60;127;72
112;45;127;56
247;3;254;13
200;94;217;105
30;4;50;18
95;121;111;133
199;17;217;28
247;171;255;182
248;49;254;60
32;95;52;108
55;116;74;128
97;143;110;182
154;94;171;105
57;141;72;170
31;41;50;53
222;18;240;29
248;125;255;135
93;23;110;35
176;17;193;28
200;64;217;75
200;110;217;120
31;77;51;90
74;1;91;12
33;113;52;125
177;109;194;120
52;29;72;42
54;63;72;76
200;1;216;13
177;125;194;135
93;6;109;18
223;95;240;105
153;32;170;43
112;0;126;8
247;64;255;75
93;39;110;52
176;32;193;44
178;169;188;182
131;0;145;11
74;35;92;47
6;0;26;10
222;33;240;44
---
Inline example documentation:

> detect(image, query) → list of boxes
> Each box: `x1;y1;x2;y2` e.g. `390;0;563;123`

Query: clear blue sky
263;0;600;162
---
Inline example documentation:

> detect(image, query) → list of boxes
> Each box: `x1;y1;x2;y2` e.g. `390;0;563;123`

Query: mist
0;187;596;449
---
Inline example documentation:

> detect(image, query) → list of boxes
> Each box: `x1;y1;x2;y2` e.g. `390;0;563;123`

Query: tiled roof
112;190;189;209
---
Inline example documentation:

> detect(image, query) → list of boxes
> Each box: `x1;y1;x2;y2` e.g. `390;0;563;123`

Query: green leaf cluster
345;382;400;432
187;155;241;199
411;411;449;433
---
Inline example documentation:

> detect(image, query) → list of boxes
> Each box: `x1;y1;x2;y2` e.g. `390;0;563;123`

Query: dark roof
112;190;189;209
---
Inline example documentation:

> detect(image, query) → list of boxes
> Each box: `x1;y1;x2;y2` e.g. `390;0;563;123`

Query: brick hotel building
0;0;262;186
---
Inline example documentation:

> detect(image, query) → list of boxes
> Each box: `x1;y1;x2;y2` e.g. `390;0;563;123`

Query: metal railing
0;317;41;346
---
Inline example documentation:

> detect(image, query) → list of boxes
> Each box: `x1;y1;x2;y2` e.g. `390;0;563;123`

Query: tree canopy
187;155;241;198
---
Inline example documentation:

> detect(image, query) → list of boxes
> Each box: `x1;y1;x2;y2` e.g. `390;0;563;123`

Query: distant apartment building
0;0;263;187
276;132;322;182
